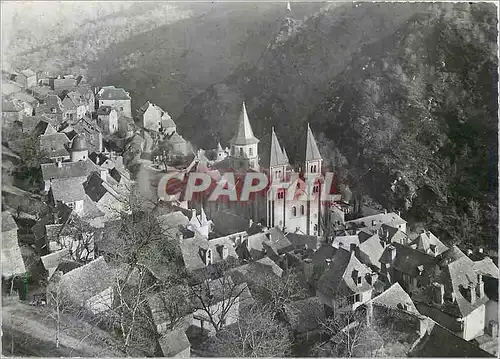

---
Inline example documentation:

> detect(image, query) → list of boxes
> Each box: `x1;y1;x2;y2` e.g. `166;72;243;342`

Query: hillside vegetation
177;2;498;249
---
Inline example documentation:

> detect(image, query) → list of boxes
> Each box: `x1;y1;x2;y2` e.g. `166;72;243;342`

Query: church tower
70;135;88;162
305;123;323;177
269;127;289;181
229;102;260;172
267;127;289;230
304;124;323;236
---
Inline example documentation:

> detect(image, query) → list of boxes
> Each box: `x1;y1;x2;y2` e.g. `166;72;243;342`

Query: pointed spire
217;142;224;152
270;127;289;167
286;1;291;12
283;147;289;163
200;207;208;225
230;102;259;146
306;123;322;161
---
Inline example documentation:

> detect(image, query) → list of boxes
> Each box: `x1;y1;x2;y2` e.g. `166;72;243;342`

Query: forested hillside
177;2;498;249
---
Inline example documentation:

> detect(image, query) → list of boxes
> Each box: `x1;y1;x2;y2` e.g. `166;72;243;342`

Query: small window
292;207;297;216
357;276;362;285
314;224;318;232
300;205;305;215
239;148;243;156
355;294;361;302
249;147;253;156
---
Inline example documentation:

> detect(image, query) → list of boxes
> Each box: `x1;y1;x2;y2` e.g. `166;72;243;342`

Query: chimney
222;245;229;260
388;245;396;262
478;248;484;254
432;282;444;305
191;208;197;220
350;243;357;252
325;258;332;267
304;258;313;281
467;249;473;256
476;274;485;298
57;160;62;168
463;283;476;304
366;300;373;326
397;210;401;216
384;209;387;214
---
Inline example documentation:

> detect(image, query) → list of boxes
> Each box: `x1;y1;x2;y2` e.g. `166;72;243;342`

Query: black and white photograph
1;1;498;357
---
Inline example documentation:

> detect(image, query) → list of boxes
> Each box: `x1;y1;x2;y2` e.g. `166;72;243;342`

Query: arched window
292;206;297;216
239;148;244;156
311;165;314;173
300;205;305;215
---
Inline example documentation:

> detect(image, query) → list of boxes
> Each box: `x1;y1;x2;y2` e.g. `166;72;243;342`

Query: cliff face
177;2;498;248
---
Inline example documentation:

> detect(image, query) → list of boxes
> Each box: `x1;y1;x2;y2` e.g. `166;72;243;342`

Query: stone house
379;242;439;295
137;101;163;132
96;86;131;117
60;91;87;121
10;92;39;116
73;84;95;114
15;69;37;88
412;254;489;341
39;132;71;163
96;106;118;134
345;211;407;234
35;94;65;123
409;230;449;257
2;212;26;281
47;256;114;314
2;98;24;126
316;248;374;315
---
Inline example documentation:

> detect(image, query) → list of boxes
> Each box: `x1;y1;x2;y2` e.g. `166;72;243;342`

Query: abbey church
193;102;338;237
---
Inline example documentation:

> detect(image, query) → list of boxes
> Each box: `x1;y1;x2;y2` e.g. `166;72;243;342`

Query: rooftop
97;86;130;100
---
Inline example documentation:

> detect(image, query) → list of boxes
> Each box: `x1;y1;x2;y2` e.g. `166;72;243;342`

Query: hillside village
1;61;499;356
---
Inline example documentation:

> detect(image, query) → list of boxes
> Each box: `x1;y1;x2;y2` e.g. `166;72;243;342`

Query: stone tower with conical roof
229;102;260;171
70;134;88;162
305;123;323;177
269;127;289;182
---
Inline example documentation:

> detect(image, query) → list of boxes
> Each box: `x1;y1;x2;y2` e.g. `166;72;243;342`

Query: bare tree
206;302;292;357
312;309;383;357
189;275;248;334
251;269;307;317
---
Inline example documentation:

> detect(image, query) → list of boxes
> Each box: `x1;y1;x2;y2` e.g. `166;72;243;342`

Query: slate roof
286;232;318;250
270;127;289;167
53;78;77;92
29;117;56;135
39;133;70;158
41;159;101;181
409;320;494;357
2;211;18;232
158;329;191;357
166;131;186;145
97;86;130;100
230;102;259;145
211;209;250;236
63;91;85;108
413;255;489;318
57;257;114;305
97;106;113;116
473;257;499;279
332;235;359;249
179;234;238;272
10;92;39;107
37;94;64;115
284;297;325;333
305;123;322;161
380;242;439;277
191;276;249;308
266;227;293;254
157;211;190;239
50;178;87;202
410;231;449;256
439;245;467;267
311;244;338;266
358;233;385;269
346;212;406;229
367;282;419;313
20;69;36;77
41;249;71;271
2;98;23;112
317;249;373;298
83;172;109;202
161;112;176;128
231;256;284;281
2;212;26;277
